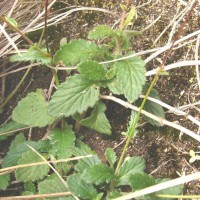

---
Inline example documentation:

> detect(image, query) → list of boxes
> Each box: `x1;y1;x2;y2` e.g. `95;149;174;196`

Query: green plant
3;0;198;198
0;22;177;198
0;124;183;199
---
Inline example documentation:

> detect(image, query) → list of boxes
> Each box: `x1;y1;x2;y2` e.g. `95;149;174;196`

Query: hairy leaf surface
48;75;99;117
38;174;69;200
2;140;50;168
50;126;75;159
105;148;117;168
0;121;27;141
114;55;146;102
9;47;51;64
9;133;26;151
129;173;155;190
68;174;98;199
12;89;54;127
118;156;145;186
137;86;165;126
88;25;116;40
78;60;107;81
0;174;10;190
82;163;116;185
68;147;100;173
107;78;123;95
15;151;50;182
54;39;100;65
155;178;184;200
81;102;111;135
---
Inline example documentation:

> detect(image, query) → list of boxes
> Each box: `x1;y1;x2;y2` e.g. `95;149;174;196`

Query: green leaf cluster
1;22;170;199
12;89;55;127
9;46;51;64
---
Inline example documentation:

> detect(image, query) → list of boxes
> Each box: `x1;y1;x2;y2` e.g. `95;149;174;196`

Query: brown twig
0;15;50;57
44;0;49;53
0;192;72;200
120;0;131;30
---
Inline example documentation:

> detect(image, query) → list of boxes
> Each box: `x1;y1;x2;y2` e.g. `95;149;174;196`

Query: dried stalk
101;95;200;142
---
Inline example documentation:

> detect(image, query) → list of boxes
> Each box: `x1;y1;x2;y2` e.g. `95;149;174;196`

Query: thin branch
0;63;40;78
145;29;200;63
195;34;200;91
141;15;161;33
146;60;200;76
100;95;200;142
0;155;93;174
0;6;115;57
0;192;72;200
113;171;200;200
0;24;20;55
100;30;200;65
27;145;68;190
0;127;29;137
139;95;200;127
153;7;187;45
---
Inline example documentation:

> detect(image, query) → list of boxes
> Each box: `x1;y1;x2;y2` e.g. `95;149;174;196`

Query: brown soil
0;0;200;198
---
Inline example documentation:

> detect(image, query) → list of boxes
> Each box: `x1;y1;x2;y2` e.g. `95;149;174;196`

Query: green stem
114;71;160;175
113;0;198;187
0;67;31;111
52;69;60;86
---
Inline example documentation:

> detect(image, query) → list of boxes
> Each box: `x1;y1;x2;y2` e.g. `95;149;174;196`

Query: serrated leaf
24;181;36;194
12;89;55;127
50;126;75;159
48;75;99;117
82;163;116;185
81;102;111;134
0;174;10;190
88;25;116;40
54;39;100;65
38;174;69;200
9;133;26;151
118;156;145;186
0;121;27;141
155;178;184;200
9;47;51;64
114;55;146;103
2;140;50;168
137;85;165;126
68;147;100;173
68;174;98;199
78;60;107;81
122;111;138;138
129;173;155;190
15;151;50;182
107;78;123;95
105;148;117;168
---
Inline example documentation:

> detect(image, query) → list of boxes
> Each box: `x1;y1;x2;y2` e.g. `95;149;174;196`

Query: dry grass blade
0;192;72;200
0;1;115;58
146;60;200;76
0;24;20;55
0;155;93;174
100;95;200;142
26;145;79;200
113;171;200;200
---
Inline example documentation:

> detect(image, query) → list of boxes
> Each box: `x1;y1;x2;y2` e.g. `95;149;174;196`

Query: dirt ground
0;0;200;197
